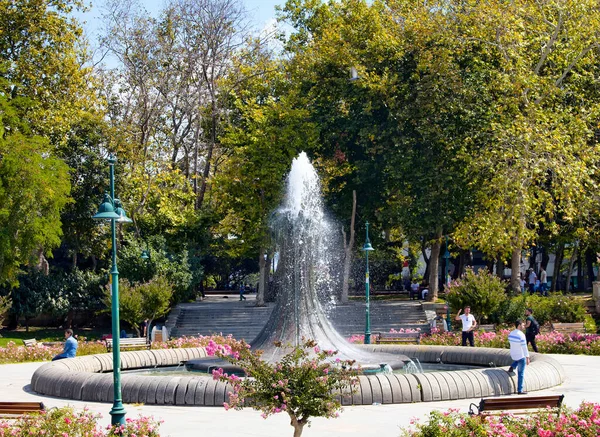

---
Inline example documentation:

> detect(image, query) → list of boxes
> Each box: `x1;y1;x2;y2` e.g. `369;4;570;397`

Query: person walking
524;308;539;352
539;268;548;296
507;319;530;394
528;269;537;294
455;306;477;347
52;329;78;361
239;284;247;301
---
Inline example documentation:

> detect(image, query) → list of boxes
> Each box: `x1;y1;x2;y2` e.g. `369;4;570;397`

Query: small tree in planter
212;338;358;437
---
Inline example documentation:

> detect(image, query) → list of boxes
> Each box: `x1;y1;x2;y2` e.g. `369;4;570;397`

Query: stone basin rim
30;345;565;406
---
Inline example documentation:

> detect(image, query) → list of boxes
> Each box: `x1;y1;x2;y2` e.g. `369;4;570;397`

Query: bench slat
375;332;421;345
0;402;44;416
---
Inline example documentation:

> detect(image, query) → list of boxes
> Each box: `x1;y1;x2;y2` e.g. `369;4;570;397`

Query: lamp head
141;250;150;260
93;193;120;220
443;249;450;259
113;199;133;223
363;242;374;251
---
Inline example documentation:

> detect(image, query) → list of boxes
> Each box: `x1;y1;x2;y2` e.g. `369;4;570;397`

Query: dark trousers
526;333;538;352
461;331;474;347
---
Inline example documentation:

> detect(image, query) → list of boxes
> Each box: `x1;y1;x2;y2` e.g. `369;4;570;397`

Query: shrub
0;406;162;436
495;293;587;326
444;268;508;323
400;401;600;437
212;338;358;437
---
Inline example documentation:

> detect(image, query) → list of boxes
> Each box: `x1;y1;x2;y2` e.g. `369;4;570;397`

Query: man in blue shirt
52;329;78;361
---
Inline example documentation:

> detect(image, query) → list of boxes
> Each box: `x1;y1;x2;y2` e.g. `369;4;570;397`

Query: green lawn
0;327;107;347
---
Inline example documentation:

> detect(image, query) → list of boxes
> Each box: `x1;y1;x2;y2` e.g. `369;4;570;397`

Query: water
250;152;409;368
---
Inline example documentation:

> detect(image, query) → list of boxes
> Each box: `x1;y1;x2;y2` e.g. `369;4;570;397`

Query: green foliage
118;235;197;303
444;268;508;322
0;294;10;326
215;339;358;437
2;269;104;327
495;293;587;326
104;277;173;336
0;134;71;285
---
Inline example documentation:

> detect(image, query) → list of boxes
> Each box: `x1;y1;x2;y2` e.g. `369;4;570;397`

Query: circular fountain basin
31;345;565;406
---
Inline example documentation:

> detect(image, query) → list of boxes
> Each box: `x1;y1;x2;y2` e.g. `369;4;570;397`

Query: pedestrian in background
455;306;477;347
525;308;540;352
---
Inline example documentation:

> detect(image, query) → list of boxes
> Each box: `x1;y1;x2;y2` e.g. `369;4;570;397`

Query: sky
76;0;286;43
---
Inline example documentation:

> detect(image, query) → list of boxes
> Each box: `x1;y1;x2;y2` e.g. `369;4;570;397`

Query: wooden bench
23;339;37;347
375;332;421;344
0;402;45;417
105;337;151;352
551;322;585;334
478;324;496;332
469;394;564;416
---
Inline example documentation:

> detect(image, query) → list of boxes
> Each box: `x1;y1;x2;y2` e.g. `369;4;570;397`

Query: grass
0;327;107;347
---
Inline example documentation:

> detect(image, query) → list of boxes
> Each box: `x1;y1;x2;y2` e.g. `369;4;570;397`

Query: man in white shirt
539;268;548;296
455;306;477;347
507;319;530;394
527;269;537;294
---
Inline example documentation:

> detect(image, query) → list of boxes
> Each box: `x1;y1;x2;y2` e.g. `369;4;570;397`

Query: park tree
446;0;600;291
215;42;318;305
0;126;71;285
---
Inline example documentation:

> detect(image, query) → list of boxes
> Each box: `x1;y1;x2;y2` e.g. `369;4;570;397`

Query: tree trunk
551;243;565;291
576;252;583;292
427;228;443;301
421;240;430;282
511;248;521;293
585;248;595;290
541;247;550;270
198;105;217;208
495;259;504;277
72;252;78;269
256;250;267;307
290;414;306;437
341;190;357;304
565;242;578;293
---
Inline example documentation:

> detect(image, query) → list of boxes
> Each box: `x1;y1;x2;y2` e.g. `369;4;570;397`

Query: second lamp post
93;155;132;426
363;222;374;344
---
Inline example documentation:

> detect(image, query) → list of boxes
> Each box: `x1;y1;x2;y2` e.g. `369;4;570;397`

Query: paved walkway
2;353;600;436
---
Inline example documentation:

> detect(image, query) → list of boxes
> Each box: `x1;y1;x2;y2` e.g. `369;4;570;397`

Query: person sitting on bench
52;329;78;361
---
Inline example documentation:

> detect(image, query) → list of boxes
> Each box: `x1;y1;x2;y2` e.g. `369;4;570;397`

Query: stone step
169;297;431;342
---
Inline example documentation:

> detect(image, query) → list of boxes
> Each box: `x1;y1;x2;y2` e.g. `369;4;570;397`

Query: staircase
168;295;430;342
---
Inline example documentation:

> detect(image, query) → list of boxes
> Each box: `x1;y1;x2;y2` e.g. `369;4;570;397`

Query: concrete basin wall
31;345;565;406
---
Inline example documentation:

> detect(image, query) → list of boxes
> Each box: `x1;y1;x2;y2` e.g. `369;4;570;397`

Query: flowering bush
212;338;358;437
347;328;600;355
0;334;243;364
419;328;600;355
400;401;600;437
0;407;162;437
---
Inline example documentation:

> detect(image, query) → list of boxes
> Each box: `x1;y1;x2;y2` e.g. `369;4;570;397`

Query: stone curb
31;345;564;406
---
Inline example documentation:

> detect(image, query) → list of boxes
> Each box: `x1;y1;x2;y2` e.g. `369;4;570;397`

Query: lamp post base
364;332;371;345
110;402;126;426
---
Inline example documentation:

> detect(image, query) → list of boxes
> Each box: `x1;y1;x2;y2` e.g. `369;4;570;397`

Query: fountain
188;152;407;372
31;152;566;405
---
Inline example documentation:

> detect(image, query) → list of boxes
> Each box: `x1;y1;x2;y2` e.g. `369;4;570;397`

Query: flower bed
401;401;600;437
0;334;243;364
348;329;600;355
0;407;161;437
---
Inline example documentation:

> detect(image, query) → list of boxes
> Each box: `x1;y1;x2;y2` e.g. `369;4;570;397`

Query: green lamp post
363;222;374;344
93;155;132;426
